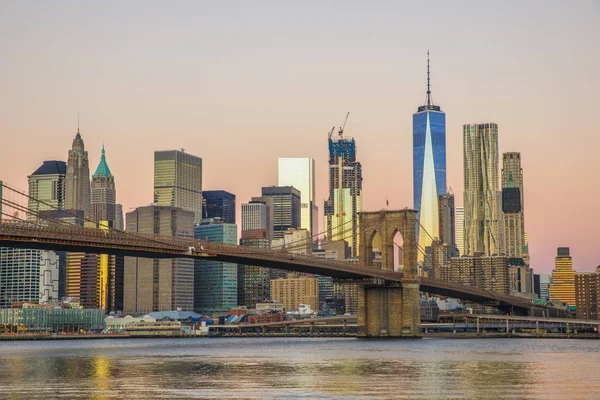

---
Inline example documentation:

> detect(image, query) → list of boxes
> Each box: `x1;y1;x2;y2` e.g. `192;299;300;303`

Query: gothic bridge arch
356;209;421;338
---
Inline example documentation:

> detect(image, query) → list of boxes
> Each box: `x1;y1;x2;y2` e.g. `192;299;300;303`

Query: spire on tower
426;50;432;108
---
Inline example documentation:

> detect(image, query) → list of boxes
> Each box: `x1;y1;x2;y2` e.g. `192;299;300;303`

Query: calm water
0;337;598;399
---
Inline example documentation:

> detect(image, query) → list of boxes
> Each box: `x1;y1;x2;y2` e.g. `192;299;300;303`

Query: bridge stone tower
357;209;421;338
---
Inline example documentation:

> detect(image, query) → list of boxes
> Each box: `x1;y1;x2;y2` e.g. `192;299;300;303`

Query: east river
0;337;598;399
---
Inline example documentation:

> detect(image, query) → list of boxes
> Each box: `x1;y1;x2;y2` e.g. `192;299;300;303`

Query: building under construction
324;114;363;259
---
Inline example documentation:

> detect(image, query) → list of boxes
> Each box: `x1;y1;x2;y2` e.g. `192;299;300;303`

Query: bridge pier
357;283;420;338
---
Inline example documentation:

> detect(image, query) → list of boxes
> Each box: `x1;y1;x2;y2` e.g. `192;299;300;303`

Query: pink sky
0;1;599;273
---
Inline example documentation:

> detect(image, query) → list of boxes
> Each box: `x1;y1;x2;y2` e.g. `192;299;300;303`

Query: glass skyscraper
194;218;238;315
413;52;446;259
278;158;318;237
154;150;203;223
202;190;236;224
261;186;301;240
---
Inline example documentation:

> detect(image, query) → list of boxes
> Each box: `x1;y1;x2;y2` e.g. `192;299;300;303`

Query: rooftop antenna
77;111;80;134
426;50;432;108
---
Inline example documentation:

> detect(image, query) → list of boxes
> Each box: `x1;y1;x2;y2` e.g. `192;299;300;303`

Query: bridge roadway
0;222;541;312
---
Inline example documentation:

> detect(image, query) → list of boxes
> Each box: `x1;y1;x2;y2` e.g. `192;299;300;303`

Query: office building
442;254;509;294
0;248;59;308
455;206;464;255
27;161;67;220
202;190;235;224
539;274;551;301
238;229;270;308
463;123;500;256
575;268;599;320
124;205;195;314
270;276;319;312
438;192;455;248
278;158;318;236
508;262;534;298
194;218;238;315
154;150;203;223
91;145;116;224
241;201;268;232
65;127;91;217
549;247;576;306
413;52;446;259
114;204;124;230
501;152;528;264
261;186;301;240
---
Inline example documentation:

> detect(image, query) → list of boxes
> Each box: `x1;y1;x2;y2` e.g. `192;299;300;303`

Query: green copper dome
93;145;113;178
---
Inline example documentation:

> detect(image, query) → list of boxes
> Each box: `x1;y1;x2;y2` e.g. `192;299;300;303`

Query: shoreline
1;332;598;341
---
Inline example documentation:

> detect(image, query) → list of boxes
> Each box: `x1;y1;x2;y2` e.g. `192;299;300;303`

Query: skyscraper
27;161;67;220
278;158;318;237
91;145;116;224
413;52;446;260
463;123;500;256
202;190;236;224
455;206;464;255
0;248;59;308
194;218;238;315
324;133;362;258
123;205;195;314
65;127;91;217
501;174;524;259
238;228;270;309
154;150;203;223
575;268;599;320
438;192;455;249
549;247;576;306
501;152;527;262
261;186;301;240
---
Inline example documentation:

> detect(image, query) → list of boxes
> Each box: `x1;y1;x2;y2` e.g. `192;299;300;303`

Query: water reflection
0;338;598;399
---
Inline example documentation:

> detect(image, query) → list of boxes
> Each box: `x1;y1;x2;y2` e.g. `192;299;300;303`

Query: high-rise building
539;274;551;301
270;276;319;312
261;186;301;240
413;52;446;260
202;190;236;224
0;248;59;308
65;128;91;217
27;161;67;220
238;229;270;308
455;206;464;255
575;269;599;320
324;132;362;258
124;205;195;314
91;146;116;225
438;192;455;249
194;218;238;315
501;152;528;263
241;201;269;232
463;123;500;256
501;174;524;260
549;247;576;306
114;204;124;230
444;254;509;294
244;196;274;242
278;158;318;237
154;150;203;223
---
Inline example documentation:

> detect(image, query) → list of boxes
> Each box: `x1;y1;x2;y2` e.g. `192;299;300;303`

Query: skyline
1;1;599;273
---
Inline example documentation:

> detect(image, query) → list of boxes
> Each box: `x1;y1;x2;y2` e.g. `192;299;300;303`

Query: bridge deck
0;222;545;311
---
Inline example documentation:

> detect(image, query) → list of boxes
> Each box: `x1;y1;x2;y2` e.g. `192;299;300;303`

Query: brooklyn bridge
0;182;564;338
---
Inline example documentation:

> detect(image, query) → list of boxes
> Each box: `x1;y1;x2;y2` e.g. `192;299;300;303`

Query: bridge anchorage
356;209;421;338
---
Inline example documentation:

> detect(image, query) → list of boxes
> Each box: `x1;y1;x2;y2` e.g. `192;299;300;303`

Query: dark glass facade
202;190;236;224
502;187;521;214
261;186;301;239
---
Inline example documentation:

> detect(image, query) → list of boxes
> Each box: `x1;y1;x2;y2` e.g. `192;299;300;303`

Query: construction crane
334;112;350;240
338;112;350;137
327;126;335;139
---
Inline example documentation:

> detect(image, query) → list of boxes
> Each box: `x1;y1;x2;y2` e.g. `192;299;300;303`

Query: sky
0;1;599;273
